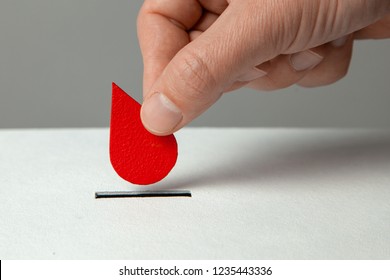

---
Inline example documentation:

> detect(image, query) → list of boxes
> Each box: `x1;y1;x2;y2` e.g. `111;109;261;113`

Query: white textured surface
0;128;390;259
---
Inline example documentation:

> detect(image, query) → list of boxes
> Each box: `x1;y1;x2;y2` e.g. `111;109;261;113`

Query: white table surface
0;128;389;259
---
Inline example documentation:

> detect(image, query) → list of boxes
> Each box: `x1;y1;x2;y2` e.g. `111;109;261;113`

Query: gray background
1;0;389;129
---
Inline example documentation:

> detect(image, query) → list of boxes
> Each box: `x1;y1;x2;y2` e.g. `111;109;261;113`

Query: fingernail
237;67;267;82
331;35;349;47
290;50;323;71
141;93;183;135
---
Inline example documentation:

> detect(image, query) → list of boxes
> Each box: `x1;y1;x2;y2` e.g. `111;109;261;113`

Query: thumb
140;3;278;136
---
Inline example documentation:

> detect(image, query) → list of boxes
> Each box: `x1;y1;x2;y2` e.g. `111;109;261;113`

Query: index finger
137;0;202;97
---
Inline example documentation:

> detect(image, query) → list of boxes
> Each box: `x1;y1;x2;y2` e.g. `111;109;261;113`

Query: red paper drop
109;83;178;185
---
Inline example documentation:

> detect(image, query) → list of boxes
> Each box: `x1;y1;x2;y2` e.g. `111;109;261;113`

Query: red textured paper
109;83;178;185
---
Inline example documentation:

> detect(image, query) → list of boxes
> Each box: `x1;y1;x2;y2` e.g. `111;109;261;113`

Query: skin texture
137;0;390;135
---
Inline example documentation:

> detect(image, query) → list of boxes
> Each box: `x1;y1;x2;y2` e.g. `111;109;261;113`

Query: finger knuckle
170;50;218;104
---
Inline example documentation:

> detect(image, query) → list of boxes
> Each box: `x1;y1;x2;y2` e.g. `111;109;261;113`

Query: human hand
137;0;390;135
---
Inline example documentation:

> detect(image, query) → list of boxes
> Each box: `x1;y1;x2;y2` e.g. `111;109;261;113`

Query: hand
137;0;390;135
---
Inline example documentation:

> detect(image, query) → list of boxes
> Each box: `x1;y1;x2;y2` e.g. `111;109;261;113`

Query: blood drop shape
109;83;178;185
